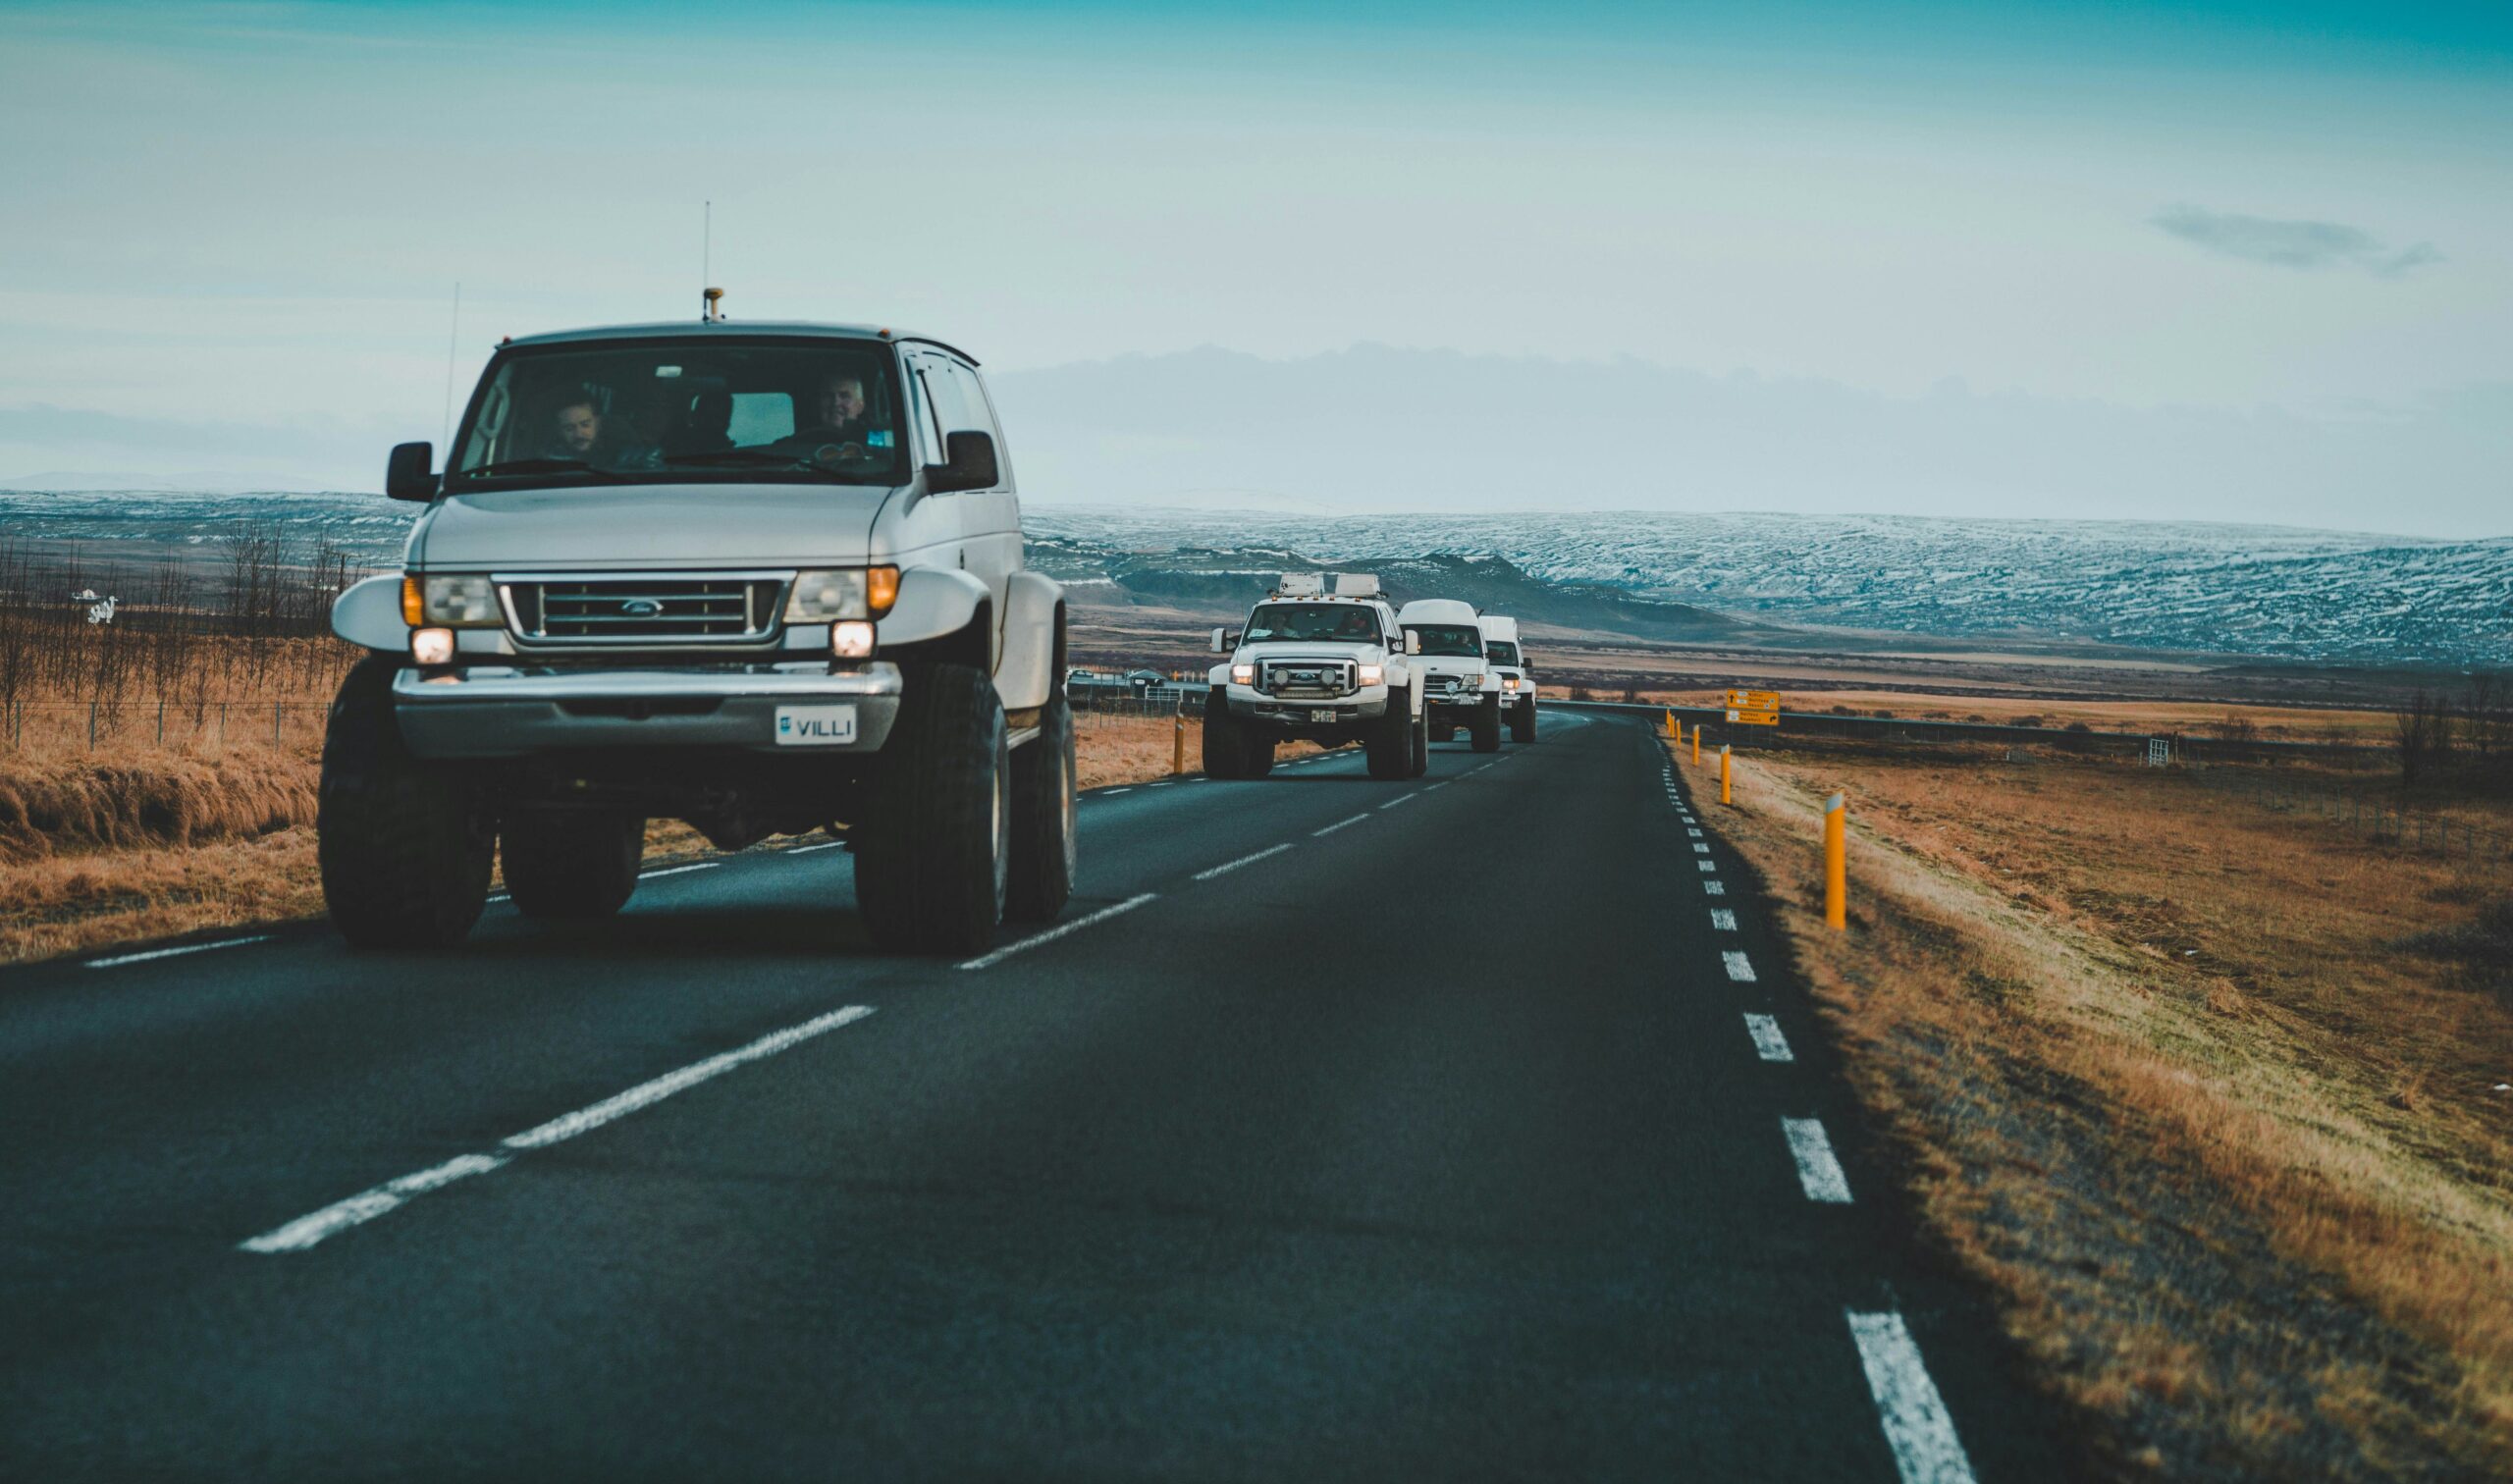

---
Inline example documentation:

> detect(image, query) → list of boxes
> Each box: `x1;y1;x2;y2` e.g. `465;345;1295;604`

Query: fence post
89;701;98;750
1172;706;1186;776
157;699;165;744
274;702;282;747
218;703;228;748
1719;744;1732;806
1824;793;1846;930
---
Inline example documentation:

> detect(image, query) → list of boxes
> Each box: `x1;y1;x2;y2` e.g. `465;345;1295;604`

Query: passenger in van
544;396;659;469
794;373;874;450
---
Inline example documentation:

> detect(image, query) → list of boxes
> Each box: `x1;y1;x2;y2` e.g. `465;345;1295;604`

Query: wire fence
1;700;329;753
2224;771;2512;872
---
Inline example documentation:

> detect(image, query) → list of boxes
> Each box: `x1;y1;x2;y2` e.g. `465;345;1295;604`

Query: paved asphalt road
0;708;2067;1481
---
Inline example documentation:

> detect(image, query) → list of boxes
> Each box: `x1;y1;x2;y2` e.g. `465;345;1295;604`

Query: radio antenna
439;281;461;449
701;200;712;320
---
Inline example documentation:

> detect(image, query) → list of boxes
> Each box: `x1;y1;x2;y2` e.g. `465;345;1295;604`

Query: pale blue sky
0;2;2506;533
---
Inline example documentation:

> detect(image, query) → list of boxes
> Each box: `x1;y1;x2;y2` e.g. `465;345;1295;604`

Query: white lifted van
1480;613;1537;743
1203;573;1427;779
1397;598;1503;753
321;319;1073;956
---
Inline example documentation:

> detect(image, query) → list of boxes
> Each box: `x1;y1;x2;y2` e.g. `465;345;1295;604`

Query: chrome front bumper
392;662;904;759
1224;683;1389;725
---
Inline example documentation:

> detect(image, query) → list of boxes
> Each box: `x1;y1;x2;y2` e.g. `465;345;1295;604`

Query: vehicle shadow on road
464;907;879;960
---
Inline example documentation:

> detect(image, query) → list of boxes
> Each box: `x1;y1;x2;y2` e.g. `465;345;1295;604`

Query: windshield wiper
461;456;630;483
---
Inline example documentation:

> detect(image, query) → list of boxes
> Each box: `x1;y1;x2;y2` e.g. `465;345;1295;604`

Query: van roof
1396;598;1480;624
501;320;978;364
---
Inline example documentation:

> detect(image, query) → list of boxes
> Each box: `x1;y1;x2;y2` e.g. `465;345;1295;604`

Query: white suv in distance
1397;598;1502;753
1480;613;1536;742
321;319;1072;956
1203;573;1426;779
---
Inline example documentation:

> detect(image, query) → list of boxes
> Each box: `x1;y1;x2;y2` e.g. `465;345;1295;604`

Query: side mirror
926;430;999;494
1406;631;1422;656
1208;627;1228;654
386;441;438;502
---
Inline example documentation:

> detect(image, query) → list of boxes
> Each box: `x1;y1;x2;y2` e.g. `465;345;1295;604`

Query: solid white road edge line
1723;949;1757;981
1311;814;1369;837
86;935;274;970
241;1005;878;1253
1193;843;1294;880
1783;1117;1853;1203
640;863;720;879
958;892;1158;971
1846;1309;1980;1484
1745;1013;1793;1062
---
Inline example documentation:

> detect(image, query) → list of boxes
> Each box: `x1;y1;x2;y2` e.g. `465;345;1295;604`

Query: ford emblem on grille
619;598;664;617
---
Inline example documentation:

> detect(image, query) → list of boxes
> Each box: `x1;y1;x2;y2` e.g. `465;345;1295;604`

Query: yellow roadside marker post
1719;744;1732;805
1665;708;1677;740
1824;793;1846;930
1693;728;1703;767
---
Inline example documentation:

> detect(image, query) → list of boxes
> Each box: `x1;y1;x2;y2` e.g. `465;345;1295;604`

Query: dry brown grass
1687;735;2513;1477
0;707;1268;965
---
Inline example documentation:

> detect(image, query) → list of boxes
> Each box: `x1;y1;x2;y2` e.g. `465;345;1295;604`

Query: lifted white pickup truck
1480;612;1537;743
1397;598;1502;753
321;318;1072;956
1203;573;1426;779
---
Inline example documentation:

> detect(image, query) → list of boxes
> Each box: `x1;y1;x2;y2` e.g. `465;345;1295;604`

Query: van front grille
502;574;786;646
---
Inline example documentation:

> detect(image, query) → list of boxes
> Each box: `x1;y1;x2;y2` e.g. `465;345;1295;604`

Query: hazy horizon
2;1;2506;535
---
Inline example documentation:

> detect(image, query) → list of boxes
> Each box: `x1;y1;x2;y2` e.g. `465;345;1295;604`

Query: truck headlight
1231;663;1256;685
1503;675;1520;690
404;574;501;627
409;626;456;665
1357;662;1383;686
830;620;876;660
785;566;900;622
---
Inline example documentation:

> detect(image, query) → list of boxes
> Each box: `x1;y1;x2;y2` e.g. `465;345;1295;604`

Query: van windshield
1405;623;1483;658
1242;603;1383;646
452;341;906;488
1485;640;1522;665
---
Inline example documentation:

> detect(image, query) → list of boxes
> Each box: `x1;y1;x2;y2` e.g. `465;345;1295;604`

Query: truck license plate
775;705;858;746
1309;708;1337;722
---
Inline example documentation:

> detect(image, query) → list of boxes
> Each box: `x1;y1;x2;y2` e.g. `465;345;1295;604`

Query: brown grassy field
0;711;1248;965
1687;734;2513;1477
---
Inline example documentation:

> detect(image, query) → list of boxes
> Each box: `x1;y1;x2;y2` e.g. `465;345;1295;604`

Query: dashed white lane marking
1723;949;1756;981
1711;909;1738;930
86;935;274;970
640;863;720;880
1697;860;1718;874
1194;843;1294;880
1783;1117;1853;1203
1847;1309;1979;1483
1691;843;1712;855
1100;787;1134;796
1311;814;1369;837
784;841;843;854
959;892;1158;971
1704;880;1727;896
241;1004;878;1253
1377;792;1417;810
1745;1013;1793;1062
1149;780;1175;788
1423;780;1449;792
1687;828;1704;838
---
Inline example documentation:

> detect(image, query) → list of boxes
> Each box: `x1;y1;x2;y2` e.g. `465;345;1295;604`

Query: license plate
1310;709;1337;723
775;704;858;746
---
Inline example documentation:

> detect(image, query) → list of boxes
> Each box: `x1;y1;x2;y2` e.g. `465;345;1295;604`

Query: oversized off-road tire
1202;689;1252;779
1410;705;1430;775
1006;695;1076;924
503;811;643;921
854;662;1010;955
1470;693;1503;753
1365;700;1413;779
1510;697;1537;743
317;655;495;949
1246;736;1275;777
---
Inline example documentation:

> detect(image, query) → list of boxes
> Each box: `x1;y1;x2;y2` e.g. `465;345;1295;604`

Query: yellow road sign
1726;708;1780;725
1725;689;1780;712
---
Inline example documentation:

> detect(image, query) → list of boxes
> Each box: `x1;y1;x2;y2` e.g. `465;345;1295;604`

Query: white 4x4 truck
321;319;1072;956
1203;573;1427;779
1480;613;1537;743
1397;598;1503;753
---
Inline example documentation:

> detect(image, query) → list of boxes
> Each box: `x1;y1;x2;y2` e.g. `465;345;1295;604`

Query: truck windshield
451;341;906;488
1242;603;1383;646
1485;641;1522;665
1405;623;1483;658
